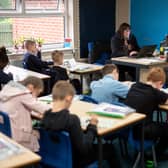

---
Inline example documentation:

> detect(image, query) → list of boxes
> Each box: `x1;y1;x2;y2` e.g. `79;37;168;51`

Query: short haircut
0;46;9;69
51;50;63;63
117;22;131;36
102;64;118;76
52;81;75;100
147;67;166;83
24;40;36;50
20;76;44;91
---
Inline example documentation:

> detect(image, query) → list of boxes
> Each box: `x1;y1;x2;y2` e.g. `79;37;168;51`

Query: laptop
130;44;157;58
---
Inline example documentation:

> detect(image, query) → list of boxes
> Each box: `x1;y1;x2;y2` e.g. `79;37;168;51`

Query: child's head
102;64;119;80
20;76;44;97
51;50;64;65
52;81;75;109
24;40;37;53
0;46;9;70
147;67;166;89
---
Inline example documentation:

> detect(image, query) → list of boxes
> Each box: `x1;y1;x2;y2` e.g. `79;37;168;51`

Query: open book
87;103;135;118
63;58;91;71
0;138;23;160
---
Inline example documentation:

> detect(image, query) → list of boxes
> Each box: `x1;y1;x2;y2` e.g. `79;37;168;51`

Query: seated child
50;50;81;94
42;81;120;168
23;40;52;73
125;67;168;155
90;64;129;104
0;76;50;152
0;46;13;90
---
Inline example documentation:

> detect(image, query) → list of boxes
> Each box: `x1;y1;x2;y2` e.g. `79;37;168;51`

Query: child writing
0;46;13;90
125;67;168;156
90;64;129;104
0;76;50;152
42;81;120;168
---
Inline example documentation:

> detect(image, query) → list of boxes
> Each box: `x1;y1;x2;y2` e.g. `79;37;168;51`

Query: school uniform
23;52;50;73
125;82;168;153
90;75;129;104
42;109;96;167
49;66;81;94
42;109;120;168
0;70;13;90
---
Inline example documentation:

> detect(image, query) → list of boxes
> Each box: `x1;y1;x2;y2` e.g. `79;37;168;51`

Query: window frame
0;0;70;49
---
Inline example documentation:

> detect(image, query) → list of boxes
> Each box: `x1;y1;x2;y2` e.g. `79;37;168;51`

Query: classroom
1;0;168;168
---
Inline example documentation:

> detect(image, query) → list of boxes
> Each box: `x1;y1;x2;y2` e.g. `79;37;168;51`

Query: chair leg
133;152;141;168
152;146;157;167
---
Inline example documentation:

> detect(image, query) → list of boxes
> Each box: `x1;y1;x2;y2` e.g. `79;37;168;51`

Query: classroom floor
116;112;168;168
115;141;168;168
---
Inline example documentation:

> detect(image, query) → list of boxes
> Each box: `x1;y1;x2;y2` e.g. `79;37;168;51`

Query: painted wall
131;0;168;47
79;0;115;58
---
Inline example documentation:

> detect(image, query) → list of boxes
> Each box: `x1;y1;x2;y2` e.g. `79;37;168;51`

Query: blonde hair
102;64;118;76
147;67;166;83
52;81;75;100
51;50;63;63
24;40;36;50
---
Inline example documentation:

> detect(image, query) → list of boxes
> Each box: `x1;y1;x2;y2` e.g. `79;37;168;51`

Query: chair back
0;111;11;137
39;129;72;168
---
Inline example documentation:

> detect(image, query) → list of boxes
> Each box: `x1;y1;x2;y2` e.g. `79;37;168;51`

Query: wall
116;0;130;31
131;0;168;47
79;0;115;58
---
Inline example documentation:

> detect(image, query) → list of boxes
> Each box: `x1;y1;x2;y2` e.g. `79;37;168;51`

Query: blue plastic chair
79;95;98;104
38;129;72;168
0;111;12;137
128;129;157;168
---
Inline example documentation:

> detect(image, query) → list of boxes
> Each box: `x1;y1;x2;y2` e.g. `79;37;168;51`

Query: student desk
111;56;168;82
4;65;50;81
69;62;103;92
34;98;146;168
0;132;41;168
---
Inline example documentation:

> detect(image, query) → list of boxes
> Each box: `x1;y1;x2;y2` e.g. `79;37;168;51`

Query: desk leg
98;136;103;168
136;67;140;82
80;75;83;94
140;121;145;168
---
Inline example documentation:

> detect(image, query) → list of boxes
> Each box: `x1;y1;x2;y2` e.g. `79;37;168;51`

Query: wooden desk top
69;62;103;74
5;65;50;81
70;101;146;136
0;133;41;168
35;97;146;136
112;56;166;66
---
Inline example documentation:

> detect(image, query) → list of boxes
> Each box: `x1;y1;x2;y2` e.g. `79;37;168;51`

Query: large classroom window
0;0;68;50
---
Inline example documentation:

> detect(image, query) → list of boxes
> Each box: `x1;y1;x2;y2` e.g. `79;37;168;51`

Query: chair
79;95;98;104
128;129;157;168
0;111;12;137
38;129;72;168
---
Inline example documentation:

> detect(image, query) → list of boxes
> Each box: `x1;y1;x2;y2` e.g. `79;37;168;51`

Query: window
0;0;16;10
0;0;68;50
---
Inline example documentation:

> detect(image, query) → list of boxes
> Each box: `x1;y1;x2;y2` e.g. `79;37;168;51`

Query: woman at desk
111;23;140;80
111;22;140;57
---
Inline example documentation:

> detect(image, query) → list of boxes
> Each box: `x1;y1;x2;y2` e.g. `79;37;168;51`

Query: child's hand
89;115;98;126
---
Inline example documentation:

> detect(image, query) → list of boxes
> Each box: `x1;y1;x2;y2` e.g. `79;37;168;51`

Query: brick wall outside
12;0;64;44
12;17;64;44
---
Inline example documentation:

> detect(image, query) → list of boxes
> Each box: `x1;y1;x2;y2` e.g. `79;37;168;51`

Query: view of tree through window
0;0;65;48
